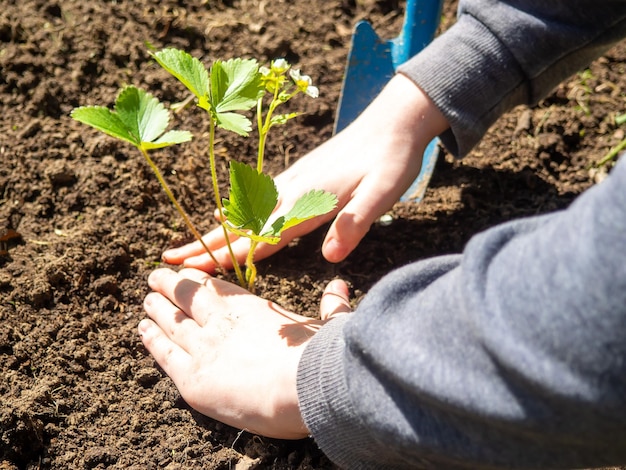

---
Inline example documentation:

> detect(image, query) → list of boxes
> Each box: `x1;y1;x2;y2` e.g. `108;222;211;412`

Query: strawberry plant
70;86;221;269
71;48;337;291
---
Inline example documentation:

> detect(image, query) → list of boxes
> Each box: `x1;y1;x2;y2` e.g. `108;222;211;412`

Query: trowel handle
393;0;443;66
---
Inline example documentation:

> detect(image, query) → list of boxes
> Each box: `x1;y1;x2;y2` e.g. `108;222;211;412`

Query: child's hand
162;74;449;271
139;268;351;439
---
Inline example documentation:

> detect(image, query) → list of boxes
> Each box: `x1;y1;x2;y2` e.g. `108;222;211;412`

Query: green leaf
266;190;337;237
152;48;211;111
222;161;278;236
115;86;168;143
270;112;300;127
143;130;193;150
215;112;254;135
71;106;139;147
71;86;191;150
222;225;280;245
210;58;263;135
211;58;263;112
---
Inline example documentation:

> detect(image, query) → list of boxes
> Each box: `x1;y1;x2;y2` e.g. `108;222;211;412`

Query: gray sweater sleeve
296;3;626;468
297;156;626;469
398;0;626;157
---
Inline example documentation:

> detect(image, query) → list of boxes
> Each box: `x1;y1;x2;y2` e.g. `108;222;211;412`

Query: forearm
399;0;626;157
297;158;626;469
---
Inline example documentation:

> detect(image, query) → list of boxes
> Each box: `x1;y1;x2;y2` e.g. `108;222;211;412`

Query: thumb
320;279;352;321
322;187;396;263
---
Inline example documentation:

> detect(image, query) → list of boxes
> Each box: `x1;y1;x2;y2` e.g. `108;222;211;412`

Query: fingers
147;268;216;327
142;292;199;351
321;169;411;263
183;237;268;272
176;267;249;297
182;244;240;272
138;311;193;386
182;213;333;272
175;267;211;284
162;226;239;267
322;201;386;263
320;279;352;321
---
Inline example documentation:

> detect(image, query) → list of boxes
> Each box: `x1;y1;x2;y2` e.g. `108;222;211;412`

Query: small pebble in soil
93;275;119;296
135;367;162;388
377;214;394;226
44;160;77;187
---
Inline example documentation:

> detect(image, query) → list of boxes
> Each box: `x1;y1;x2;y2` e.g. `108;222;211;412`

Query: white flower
270;58;289;74
289;69;319;98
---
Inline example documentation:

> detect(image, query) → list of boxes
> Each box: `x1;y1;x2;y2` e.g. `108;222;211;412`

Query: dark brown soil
1;0;625;468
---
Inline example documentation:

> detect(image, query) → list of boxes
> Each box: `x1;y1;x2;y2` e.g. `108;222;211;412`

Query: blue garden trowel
334;0;443;202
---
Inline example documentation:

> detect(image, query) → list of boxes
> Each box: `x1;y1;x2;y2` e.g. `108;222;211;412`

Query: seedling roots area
1;0;625;468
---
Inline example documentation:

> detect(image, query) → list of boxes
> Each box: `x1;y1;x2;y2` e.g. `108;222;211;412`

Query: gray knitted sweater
297;1;626;468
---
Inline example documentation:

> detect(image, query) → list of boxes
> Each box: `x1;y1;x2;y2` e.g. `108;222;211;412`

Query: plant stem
256;98;265;173
256;86;280;173
245;240;259;292
208;118;246;288
140;147;222;270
